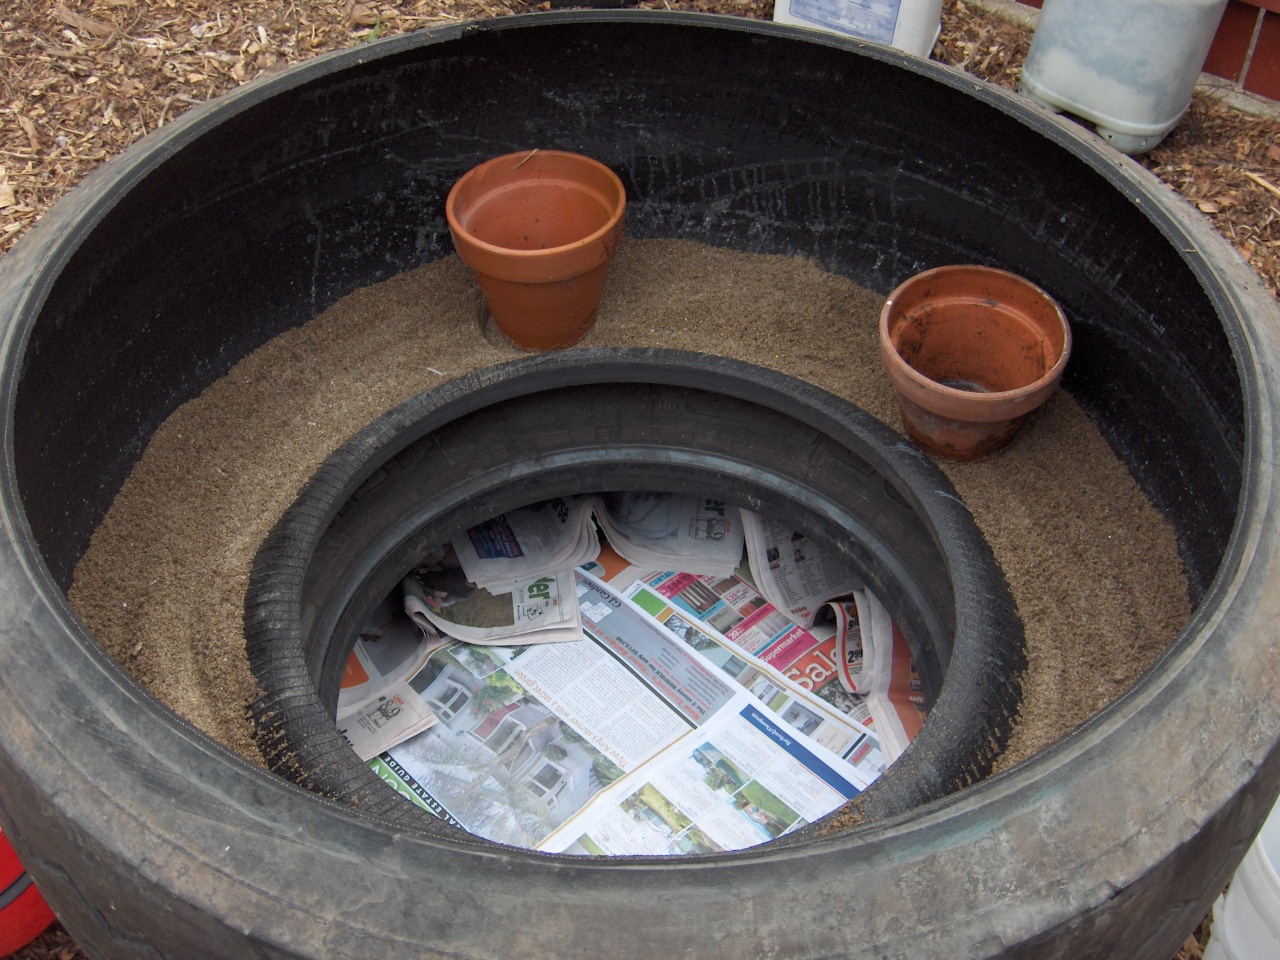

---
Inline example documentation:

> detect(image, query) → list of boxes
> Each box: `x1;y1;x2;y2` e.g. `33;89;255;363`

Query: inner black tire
245;349;1025;830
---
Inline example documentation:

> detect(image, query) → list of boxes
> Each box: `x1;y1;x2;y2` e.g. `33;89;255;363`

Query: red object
0;827;56;956
1245;11;1280;99
1205;0;1260;82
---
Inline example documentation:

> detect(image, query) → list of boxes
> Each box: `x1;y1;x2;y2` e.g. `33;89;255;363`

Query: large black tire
244;349;1024;827
0;11;1277;960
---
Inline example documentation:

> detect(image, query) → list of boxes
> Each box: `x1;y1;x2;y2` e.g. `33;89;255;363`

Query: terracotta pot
879;265;1072;461
446;150;626;350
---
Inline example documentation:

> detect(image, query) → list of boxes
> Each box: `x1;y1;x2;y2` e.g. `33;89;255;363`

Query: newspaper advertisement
619;570;885;775
338;680;437;761
836;592;908;702
582;544;857;715
372;569;875;853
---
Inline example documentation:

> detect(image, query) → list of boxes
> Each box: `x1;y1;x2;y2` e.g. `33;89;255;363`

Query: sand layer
69;238;1191;771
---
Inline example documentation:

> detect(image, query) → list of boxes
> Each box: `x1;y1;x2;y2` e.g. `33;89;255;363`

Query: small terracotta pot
446;150;626;351
879;265;1072;461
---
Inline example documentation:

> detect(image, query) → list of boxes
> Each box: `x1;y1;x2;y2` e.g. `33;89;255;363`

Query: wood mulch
0;0;1266;956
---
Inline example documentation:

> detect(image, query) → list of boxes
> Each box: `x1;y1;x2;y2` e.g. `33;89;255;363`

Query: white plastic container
1204;797;1280;960
772;0;942;59
1019;0;1229;154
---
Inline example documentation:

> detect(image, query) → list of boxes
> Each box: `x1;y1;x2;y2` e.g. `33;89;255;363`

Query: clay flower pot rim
879;264;1072;408
445;149;626;261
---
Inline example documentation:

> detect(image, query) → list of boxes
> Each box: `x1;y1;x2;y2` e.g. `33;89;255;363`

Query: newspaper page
371;569;874;853
830;591;928;762
404;568;581;645
336;598;444;718
594;493;745;578
834;596;875;696
880;620;928;761
629;567;835;675
451;496;599;591
587;549;870;736
337;680;437;761
776;617;880;738
742;512;860;627
579;541;647;588
621;572;885;779
539;693;864;855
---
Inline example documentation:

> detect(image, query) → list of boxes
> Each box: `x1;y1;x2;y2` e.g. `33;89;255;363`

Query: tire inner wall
14;18;1239;601
67;238;1190;774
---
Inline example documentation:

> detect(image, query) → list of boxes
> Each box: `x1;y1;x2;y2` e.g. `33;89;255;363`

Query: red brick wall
1014;0;1280;100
